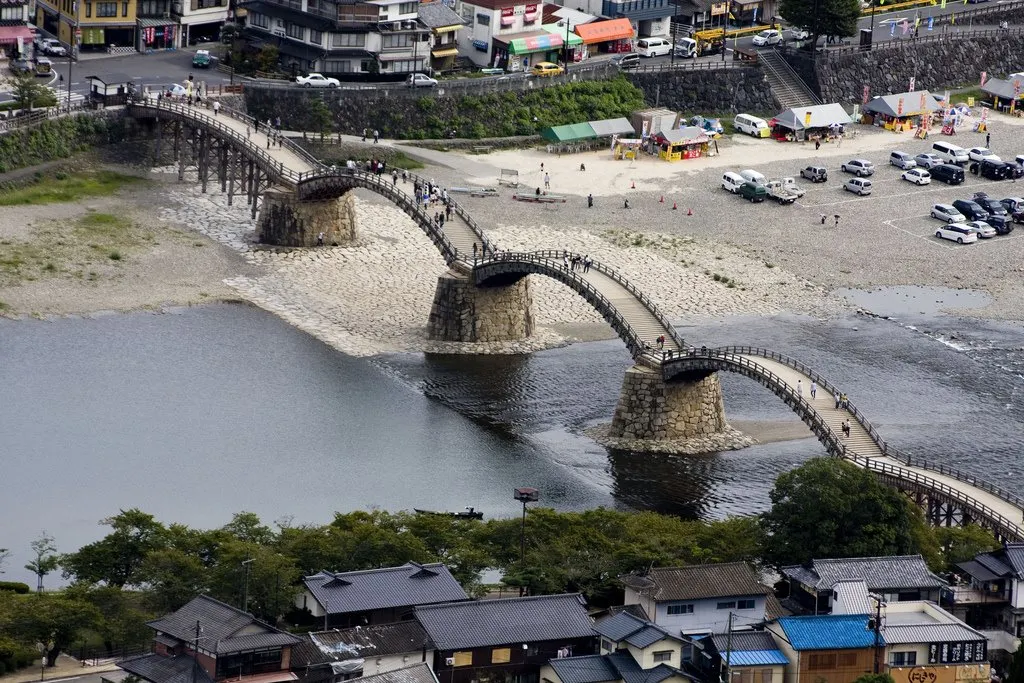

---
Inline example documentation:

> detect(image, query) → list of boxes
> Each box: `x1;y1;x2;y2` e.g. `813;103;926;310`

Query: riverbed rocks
586;423;757;455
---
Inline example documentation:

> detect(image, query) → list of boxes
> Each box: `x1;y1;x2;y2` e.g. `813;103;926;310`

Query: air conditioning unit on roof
445;658;455;666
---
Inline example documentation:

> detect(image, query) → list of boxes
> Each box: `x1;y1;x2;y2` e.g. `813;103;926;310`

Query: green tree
930;525;999;573
255;46;279;73
207;541;299;624
10;71;57;112
64;585;152;655
330;511;433;569
138;548;209;613
25;533;59;593
778;0;860;47
61;509;167;587
1007;644;1024;683
308;98;333;141
222;512;275;545
760;458;921;568
2;595;101;666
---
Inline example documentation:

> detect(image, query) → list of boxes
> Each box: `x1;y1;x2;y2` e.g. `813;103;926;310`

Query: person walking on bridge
842;419;851;438
583;255;591;273
810;381;817;399
834;390;841;409
840;393;848;409
797;379;803;396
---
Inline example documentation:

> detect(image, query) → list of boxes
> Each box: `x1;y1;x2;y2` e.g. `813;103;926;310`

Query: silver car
915;153;943;169
963;220;997;238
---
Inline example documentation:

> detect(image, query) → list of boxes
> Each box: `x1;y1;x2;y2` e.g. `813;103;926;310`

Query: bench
472;145;493;154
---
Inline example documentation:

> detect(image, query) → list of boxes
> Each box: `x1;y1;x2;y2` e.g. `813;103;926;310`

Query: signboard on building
710;2;727;15
928;641;987;665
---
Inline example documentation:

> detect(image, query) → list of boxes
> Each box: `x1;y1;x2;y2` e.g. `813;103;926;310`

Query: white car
915;153;943;169
787;28;810;40
844;177;872;195
406;73;438;88
968;147;1000;162
296;73;340;88
901;168;931;185
780;177;805;197
963;220;997;238
841;159;875;176
931;204;966;223
752;29;783;46
935;223;978;244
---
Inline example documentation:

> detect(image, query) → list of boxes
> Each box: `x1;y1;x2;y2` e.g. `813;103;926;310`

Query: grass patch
0;170;144;206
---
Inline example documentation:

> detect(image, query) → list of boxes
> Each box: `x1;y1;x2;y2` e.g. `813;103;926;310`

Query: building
594;611;686;669
696;632;789;683
415;593;596;683
620;563;775;636
456;0;582;69
0;0;31;26
296;562;469;628
291;622;434;683
765;614;878;683
780;556;945;615
118;595;301;683
945;543;1024;638
36;0;138;56
541;651;695;683
336;664;439;683
416;1;463;72
557;0;670;40
882;601;990;683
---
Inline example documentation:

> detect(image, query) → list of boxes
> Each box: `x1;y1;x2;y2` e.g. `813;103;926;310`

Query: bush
0;581;30;594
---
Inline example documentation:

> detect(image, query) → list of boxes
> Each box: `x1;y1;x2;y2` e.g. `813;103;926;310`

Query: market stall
542;118;636;152
981;78;1024;115
862;90;939;132
770;103;853;142
653;126;711;161
613;137;643;160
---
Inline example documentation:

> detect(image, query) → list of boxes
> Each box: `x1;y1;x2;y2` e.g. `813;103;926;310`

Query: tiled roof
781;556;945;592
725;650;790;667
709;632;779;653
764;594;787;621
417;2;464;28
604;652;690;683
291;622;433;668
304;563;468;616
119;653;214;683
830;580;871;616
1005;544;1024;574
593;613;678;649
348;664;438;683
147;595;300;655
603;604;650;620
548;653;690;683
414;594;593;651
620;563;770;602
775;615;879;651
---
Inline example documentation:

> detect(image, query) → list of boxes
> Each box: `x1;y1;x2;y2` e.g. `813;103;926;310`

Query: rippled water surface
2;302;1022;585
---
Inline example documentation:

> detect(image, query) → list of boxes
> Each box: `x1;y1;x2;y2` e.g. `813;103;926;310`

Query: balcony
601;0;670;20
942;586;1010;606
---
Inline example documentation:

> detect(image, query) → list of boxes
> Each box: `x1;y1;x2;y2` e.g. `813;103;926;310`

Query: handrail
821;26;1024;56
758;50;822;105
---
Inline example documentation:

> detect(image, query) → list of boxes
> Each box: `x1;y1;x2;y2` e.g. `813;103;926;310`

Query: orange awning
574;18;634;44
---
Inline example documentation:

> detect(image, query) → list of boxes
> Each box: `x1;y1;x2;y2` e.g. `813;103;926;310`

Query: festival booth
573;18;635;55
862;90;939;131
981;78;1024;115
613;137;643;160
770;103;853;142
542;117;635;152
653;126;711;161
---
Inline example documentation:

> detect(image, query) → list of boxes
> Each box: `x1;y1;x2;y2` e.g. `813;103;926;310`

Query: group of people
560;253;593;273
361;128;381;144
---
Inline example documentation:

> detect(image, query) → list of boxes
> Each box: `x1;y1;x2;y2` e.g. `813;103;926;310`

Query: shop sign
710;2;727;14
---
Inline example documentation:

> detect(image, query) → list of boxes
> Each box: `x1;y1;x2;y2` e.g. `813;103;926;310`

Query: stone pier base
257;186;358;247
426;271;534;342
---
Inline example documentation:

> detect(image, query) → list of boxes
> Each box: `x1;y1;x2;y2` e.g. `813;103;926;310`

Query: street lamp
561;20;569;69
513;487;539;569
241;558;254;613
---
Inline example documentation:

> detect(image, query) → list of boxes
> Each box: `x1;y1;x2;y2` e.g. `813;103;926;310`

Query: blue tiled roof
776;615;880;651
726;650;790;667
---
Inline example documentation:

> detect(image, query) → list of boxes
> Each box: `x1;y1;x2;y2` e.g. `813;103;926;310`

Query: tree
207;541;299;624
0;548;8;574
64;585;152;656
308;98;333;142
255;45;279;73
778;0;860;48
760;458;921;568
1007;643;1024;683
10;71;57;112
61;509;167;587
3;595;101;666
138;548;209;613
25;533;59;593
931;525;999;573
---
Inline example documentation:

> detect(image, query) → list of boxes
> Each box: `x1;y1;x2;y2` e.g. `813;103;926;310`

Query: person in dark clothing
587;194;593;208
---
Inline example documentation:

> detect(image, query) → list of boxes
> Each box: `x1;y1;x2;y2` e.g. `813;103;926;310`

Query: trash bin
859;28;872;50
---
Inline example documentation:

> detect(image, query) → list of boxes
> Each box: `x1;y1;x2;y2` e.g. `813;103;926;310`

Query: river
2;295;1022;586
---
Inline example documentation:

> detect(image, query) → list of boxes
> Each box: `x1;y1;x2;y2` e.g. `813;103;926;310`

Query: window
476;12;489;24
138;0;168;14
250;11;269;27
384;59;419;72
309;29;322;44
667;604;694;615
760;669;773;683
382;33;413;48
837;653;858;668
286;22;304;39
122;1;128;15
807;654;836;671
600;639;614;653
652;651;673;663
85;2;92;16
452;652;473;667
331;32;366;47
716;601;736;610
737;671;753;683
325;59;352;71
891;652;917;667
96;2;117;15
491;648;511;664
216;649;283;678
398;1;416;12
737;599;756;610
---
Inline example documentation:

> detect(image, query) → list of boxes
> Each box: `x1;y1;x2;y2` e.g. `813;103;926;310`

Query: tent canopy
589;117;635;136
0;25;34;45
981;77;1024;101
655;126;709;144
863;90;939;117
574;18;634;43
542;117;635;142
506;31;562;54
542;24;583;46
774;103;852;131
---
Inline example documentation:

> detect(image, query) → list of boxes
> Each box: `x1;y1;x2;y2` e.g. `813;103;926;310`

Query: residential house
415;593;596;683
620;563;776;636
594;611;686;669
696;632;788;683
764;615;877;683
555;0;670;41
883;601;990;683
340;664;439;683
296;562;469;629
540;651;695;683
455;0;558;69
118;595;301;683
36;0;137;56
416;1;463;72
291;622;434;683
945;542;1024;638
780;556;945;615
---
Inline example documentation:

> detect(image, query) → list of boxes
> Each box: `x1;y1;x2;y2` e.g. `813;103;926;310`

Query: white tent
773;103;853;131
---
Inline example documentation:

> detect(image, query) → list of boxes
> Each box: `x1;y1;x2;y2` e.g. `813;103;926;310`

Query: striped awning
542;24;582;46
431;47;458;57
508;32;562;54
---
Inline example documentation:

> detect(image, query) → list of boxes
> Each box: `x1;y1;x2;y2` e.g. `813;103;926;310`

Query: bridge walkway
584;266;681;352
200;107;318;177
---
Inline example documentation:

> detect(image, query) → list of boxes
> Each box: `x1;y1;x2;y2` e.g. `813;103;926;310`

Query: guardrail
629;58;753;73
822;25;1023;56
0;101;93;134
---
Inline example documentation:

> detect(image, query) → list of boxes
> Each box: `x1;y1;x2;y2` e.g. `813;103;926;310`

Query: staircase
758;49;822;109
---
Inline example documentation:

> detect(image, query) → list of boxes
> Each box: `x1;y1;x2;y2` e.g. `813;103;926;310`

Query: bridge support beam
257;186;358;247
427;271;534;343
608;366;729;443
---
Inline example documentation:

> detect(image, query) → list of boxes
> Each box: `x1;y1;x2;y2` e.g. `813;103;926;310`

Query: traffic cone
687;207;693;216
659;195;664;203
672;202;678;210
631;180;636;189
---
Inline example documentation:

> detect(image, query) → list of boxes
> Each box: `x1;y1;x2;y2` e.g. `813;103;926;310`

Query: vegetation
9;71;58;112
0;170;141;206
0;115;128;173
779;0;860;46
0;582;30;595
1007;644;1024;683
25;533;59;593
853;675;895;683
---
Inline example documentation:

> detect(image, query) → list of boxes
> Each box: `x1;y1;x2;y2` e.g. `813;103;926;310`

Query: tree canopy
779;0;860;46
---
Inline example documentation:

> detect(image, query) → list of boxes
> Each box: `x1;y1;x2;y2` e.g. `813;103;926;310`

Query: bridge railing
400;170;496;256
218;104;325;173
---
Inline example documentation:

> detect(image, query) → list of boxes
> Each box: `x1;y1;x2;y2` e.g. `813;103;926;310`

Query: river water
2;296;1023;586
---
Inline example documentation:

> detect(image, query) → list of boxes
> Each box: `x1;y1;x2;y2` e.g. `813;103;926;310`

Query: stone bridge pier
427;271;534;343
257;186;359;247
608;365;728;441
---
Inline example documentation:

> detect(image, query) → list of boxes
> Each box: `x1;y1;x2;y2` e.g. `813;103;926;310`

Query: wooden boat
414;507;484;520
449;186;500;198
512;193;567;203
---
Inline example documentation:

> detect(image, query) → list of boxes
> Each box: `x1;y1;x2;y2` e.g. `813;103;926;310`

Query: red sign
501;6;514;15
980;71;987;86
525;3;537;10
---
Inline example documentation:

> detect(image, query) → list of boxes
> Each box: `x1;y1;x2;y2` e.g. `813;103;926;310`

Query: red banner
501;7;514;15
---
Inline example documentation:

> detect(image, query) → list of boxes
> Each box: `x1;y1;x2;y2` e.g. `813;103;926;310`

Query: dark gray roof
1004;544;1024;574
620;563;770;602
601;604;650;620
780;556;945;592
348;664;438;683
292;622;433;668
709;632;779;653
87;73;133;84
981;78;1023;101
119;654;214;683
304;563;468;616
862;91;938;117
414;594;594;650
593;613;679;649
147;595;300;655
547;653;689;683
417;2;465;28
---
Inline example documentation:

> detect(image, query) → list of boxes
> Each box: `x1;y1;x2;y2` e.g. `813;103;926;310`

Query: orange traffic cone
659;195;664;203
672;202;678;210
631;180;636;189
687;207;693;216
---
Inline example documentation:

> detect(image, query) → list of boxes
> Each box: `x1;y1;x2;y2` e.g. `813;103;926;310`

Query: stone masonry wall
626;66;778;115
427;272;534;342
608;366;728;441
257;187;358;247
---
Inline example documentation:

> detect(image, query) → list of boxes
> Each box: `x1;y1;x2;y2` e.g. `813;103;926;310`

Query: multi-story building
416;0;462;72
551;0;670;40
883;601;990;683
945;542;1024;639
455;0;555;69
1;0;31;25
35;0;137;53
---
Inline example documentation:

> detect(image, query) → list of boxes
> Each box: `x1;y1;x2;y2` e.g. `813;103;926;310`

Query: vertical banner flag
890;21;896;36
941;0;946;8
863;84;870;105
909;76;915;91
928;16;934;30
804;111;812;127
752;6;757;23
981;71;987;86
919;92;927;110
897;97;904;116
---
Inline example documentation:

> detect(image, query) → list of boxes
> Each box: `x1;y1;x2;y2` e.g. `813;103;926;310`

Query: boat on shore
414;507;484;520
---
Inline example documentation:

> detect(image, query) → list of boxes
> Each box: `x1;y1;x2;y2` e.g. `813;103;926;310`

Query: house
455;0;556;69
944;542;1024;638
118;595;301;683
882;601;989;683
696;632;789;683
416;1;464;73
291;621;434;683
414;593;596;683
297;562;469;628
620;563;775;635
540;651;695;683
341;664;439;683
780;555;945;614
765;614;878;683
594;611;686;669
86;72;134;105
553;0;670;42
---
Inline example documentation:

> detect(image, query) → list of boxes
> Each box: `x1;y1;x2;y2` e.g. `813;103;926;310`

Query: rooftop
881;602;985;645
119;654;215;683
774;614;878;651
291;621;433;668
347;664;438;683
303;562;469;616
781;555;945;592
620;563;770;602
593;612;679;649
547;652;690;683
147;595;300;655
708;632;788;665
416;2;465;28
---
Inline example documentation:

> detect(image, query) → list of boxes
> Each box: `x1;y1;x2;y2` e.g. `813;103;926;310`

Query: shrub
0;581;30;594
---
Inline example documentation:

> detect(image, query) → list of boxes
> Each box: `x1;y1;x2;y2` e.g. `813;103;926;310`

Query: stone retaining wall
427;272;534;342
625;67;778;115
609;366;728;441
257;187;358;247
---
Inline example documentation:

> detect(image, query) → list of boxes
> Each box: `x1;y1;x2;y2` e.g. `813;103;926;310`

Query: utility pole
870;594;885;674
191;620;202;683
241;558;254;614
722;612;734;683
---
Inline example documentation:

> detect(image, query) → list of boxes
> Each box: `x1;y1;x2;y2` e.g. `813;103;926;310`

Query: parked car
406;73;438;87
963;220;998;238
192;49;211;68
983;214;1013;234
722;171;745;193
38;38;66;57
766;179;799;203
952;199;989;221
635;37;672;57
841;159;875;176
739;169;767;186
780;177;805;197
890;151;917;169
972;194;1008;217
739;181;767;202
844;177;872;195
968;147;1000;162
999;196;1024;215
296;73;340;88
531;61;564;77
931;204;967;223
33;57;52;76
734;114;770;138
787;27;810;40
915;153;943;169
930;163;965;185
800;165;828;182
901;168;931;185
611;52;640;69
10;58;32;74
932;141;970;165
935;223;978;244
674;37;698;58
970;158;1009;180
752;29;783;46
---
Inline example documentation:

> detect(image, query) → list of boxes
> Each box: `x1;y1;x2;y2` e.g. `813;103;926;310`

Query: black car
930;163;965;185
985;214;1014;234
952;199;989;221
969;158;1009;180
974;196;1008;217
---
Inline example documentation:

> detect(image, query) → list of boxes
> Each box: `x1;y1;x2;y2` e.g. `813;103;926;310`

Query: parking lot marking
800;178;998;208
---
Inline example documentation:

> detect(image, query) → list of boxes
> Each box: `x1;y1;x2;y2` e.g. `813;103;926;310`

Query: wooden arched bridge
125;100;1024;542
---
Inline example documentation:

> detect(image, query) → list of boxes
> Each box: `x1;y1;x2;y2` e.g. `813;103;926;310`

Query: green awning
508;32;562;54
542;24;583;46
541;122;597;142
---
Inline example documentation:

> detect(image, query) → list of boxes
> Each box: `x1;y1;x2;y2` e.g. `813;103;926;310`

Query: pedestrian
213;100;220;116
834;214;840;228
797;379;803;396
255;119;260;134
536;187;542;197
544;172;550;190
392;171;398;185
820;213;827;226
580;163;586;171
836;133;843;148
317;232;325;246
842;419;851;437
439;213;445;228
563;254;569;269
834;391;841;409
246;125;251;138
362;127;367;142
373;129;379;143
815;138;820;151
986;132;991;147
624;198;630;209
275;116;281;132
657;335;665;350
541;162;544;172
402;169;408;184
587;194;593;208
266;119;272;135
266;135;270;149
840;393;848;409
473;242;478;258
583;255;591;273
810;381;817;399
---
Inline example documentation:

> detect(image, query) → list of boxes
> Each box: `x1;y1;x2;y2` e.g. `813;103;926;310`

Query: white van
734;114;770;138
932;141;969;166
636;37;672;57
739;169;767;186
722;171;745;193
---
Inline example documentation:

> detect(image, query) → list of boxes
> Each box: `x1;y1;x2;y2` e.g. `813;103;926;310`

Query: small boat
414;507;484;520
449;186;500;198
512;193;567;203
